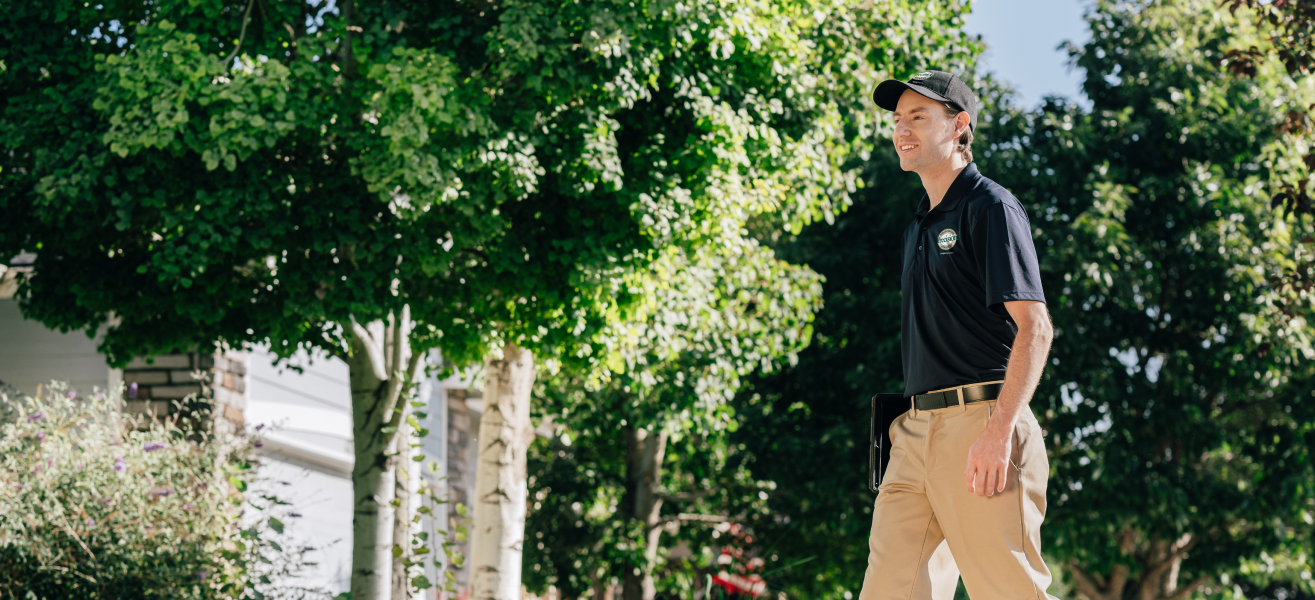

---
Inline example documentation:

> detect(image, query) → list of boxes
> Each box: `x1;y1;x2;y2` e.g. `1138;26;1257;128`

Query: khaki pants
859;400;1056;600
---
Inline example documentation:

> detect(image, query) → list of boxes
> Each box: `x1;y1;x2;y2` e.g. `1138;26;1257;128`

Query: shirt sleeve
977;202;1045;313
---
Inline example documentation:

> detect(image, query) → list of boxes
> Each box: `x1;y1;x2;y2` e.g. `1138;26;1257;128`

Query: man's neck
918;157;970;211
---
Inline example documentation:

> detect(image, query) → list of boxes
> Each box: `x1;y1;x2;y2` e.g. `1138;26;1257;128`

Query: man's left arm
963;300;1053;497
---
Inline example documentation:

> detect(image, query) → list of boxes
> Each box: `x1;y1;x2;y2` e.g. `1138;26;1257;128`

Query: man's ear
956;111;971;137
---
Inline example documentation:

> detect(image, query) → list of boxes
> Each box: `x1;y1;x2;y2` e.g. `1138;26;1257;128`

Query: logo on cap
937;229;958;251
911;71;934;81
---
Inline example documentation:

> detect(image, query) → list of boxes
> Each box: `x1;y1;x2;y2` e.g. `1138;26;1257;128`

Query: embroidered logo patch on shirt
937;229;958;251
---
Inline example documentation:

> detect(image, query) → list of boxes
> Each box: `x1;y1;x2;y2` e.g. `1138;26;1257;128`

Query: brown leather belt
912;382;1003;411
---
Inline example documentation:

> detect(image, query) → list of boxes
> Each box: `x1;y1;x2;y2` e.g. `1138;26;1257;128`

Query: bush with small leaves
0;382;327;600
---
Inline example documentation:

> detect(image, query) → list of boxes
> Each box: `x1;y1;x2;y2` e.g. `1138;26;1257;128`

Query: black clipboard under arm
869;393;908;494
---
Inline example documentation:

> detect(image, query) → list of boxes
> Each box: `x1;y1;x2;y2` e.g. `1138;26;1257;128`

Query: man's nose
893;121;910;139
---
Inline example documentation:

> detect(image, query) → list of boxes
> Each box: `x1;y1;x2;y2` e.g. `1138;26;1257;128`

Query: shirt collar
915;163;981;219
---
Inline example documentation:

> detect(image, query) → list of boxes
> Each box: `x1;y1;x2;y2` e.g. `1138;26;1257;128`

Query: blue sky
963;0;1093;108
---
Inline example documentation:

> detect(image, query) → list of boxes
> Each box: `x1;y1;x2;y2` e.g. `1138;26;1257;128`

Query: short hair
941;103;974;163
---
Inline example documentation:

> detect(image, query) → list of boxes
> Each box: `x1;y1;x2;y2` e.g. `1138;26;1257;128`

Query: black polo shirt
900;163;1045;397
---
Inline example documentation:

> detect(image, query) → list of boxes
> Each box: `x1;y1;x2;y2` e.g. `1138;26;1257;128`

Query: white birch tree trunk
469;343;536;600
391;396;420;600
346;307;425;600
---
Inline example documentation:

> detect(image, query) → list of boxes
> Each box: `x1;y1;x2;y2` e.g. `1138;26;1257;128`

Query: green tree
525;240;822;600
974;2;1315;599
0;1;867;598
1220;0;1315;216
734;3;1315;600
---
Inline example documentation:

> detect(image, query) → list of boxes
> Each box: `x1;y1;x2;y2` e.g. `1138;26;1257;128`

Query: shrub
0;381;324;600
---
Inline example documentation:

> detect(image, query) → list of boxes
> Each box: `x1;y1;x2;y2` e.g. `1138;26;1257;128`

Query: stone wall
120;350;247;426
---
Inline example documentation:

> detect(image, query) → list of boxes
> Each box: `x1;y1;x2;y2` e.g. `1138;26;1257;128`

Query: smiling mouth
898;144;918;154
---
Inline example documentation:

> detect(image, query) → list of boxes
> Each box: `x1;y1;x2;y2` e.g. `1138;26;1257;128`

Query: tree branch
384;306;407;414
384;336;426;435
659;489;714;502
658;513;729;528
382;323;426;452
1164;576;1211;600
677;513;728;523
339;0;359;78
1120;528;1134;548
1140;535;1197;592
1068;560;1110;600
348;316;388;382
381;307;422;434
221;0;257;69
1091;570;1107;588
1109;563;1130;599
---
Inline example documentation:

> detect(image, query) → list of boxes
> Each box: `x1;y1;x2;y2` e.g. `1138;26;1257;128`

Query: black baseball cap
873;70;979;132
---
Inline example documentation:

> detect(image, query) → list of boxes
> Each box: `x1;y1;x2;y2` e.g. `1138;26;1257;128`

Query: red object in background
711;571;767;598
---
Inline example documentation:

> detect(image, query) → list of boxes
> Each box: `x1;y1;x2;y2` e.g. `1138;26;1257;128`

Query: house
0;259;483;597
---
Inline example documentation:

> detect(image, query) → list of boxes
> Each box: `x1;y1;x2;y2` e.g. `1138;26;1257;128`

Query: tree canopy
0;0;872;368
1006;3;1315;599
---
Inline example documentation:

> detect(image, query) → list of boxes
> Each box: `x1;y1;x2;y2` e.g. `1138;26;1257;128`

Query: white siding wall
0;299;113;398
250;457;355;593
245;348;356;594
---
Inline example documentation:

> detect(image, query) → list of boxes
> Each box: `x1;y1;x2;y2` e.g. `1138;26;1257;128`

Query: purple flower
46;456;53;468
290;512;302;518
255;423;265;431
113;457;126;472
183;503;195;511
100;497;114;504
143;442;167;452
144;524;153;531
86;519;95;527
127;382;138;399
34;431;45;442
66;391;77;399
195;569;209;581
15;483;22;491
27;411;45;422
253;441;263;448
151;489;173;497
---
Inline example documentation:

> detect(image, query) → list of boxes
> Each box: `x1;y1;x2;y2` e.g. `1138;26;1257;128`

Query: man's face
891;90;966;173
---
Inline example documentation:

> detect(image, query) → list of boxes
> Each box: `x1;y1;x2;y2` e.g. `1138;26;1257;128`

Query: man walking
860;70;1057;600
